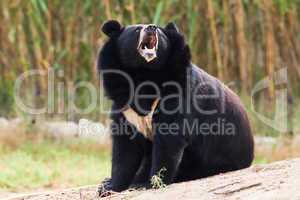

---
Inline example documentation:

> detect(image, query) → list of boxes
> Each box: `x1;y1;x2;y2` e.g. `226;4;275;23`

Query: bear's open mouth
137;25;158;62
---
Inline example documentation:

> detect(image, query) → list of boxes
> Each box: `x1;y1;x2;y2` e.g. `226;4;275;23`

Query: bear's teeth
144;46;155;51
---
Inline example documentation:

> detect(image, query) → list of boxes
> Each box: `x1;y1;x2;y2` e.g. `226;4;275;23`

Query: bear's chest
123;99;159;140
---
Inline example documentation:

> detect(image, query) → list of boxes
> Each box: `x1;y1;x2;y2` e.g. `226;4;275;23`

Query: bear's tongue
138;27;158;62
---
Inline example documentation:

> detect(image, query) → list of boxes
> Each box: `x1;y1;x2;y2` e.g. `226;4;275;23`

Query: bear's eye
135;27;142;33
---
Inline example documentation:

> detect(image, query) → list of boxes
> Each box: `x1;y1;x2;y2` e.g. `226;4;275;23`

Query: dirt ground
4;158;300;200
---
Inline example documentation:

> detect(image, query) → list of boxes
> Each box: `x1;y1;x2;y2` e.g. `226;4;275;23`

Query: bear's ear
165;22;180;33
102;20;123;37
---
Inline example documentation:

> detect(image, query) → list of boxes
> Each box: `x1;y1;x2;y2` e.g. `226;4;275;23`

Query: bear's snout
144;25;157;34
137;25;158;62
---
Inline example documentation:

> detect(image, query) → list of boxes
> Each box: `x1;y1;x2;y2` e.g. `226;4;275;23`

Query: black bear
97;20;254;196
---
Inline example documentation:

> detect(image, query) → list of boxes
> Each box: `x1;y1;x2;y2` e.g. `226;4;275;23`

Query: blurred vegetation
0;131;110;191
0;0;300;135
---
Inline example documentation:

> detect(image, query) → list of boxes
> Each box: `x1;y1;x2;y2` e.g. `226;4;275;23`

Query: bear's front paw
97;178;114;198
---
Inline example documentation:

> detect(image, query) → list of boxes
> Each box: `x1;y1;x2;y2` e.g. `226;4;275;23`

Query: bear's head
101;20;189;70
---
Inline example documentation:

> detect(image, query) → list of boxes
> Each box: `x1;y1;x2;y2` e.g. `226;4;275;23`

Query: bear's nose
145;25;157;35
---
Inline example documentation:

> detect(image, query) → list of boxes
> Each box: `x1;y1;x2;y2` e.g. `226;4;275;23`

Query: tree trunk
207;0;224;80
230;0;249;92
261;0;276;100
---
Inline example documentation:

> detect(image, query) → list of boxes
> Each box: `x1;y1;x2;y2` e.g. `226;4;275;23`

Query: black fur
97;20;254;195
102;20;123;37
